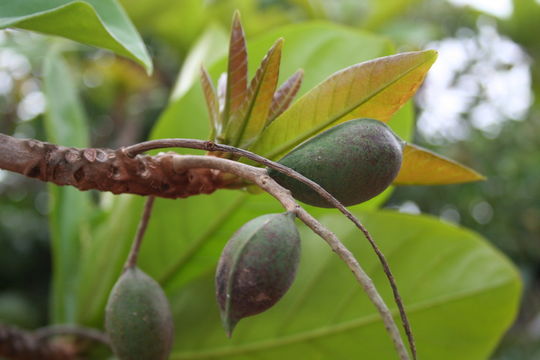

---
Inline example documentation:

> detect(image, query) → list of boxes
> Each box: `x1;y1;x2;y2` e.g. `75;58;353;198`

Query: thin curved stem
33;325;110;345
124;196;155;270
170;155;410;360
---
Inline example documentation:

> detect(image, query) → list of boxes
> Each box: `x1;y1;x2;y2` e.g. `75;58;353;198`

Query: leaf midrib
170;277;516;359
262;52;433;160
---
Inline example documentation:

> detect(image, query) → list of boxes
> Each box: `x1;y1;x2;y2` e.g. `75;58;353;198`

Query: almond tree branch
0;134;225;199
126;138;416;360
0;133;414;359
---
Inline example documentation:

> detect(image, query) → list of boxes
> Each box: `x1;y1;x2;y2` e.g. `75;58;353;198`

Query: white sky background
416;19;532;143
447;0;514;18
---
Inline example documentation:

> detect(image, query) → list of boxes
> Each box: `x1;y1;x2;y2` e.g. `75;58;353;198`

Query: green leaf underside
268;69;304;125
43;49;91;323
0;0;152;73
224;11;248;128
395;143;486;185
250;49;437;160
231;39;283;148
169;211;521;360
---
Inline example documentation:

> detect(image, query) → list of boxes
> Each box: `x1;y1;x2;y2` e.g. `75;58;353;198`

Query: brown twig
33;325;110;345
0;324;73;360
124;196;156;270
126;139;416;360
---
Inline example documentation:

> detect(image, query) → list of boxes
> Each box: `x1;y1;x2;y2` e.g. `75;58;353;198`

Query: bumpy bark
0;133;226;199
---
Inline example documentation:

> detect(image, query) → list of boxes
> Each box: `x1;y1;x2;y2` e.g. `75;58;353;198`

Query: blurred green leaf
0;0;152;73
171;24;229;101
168;210;521;360
250;49;437;161
363;0;426;30
75;195;143;325
43;49;92;323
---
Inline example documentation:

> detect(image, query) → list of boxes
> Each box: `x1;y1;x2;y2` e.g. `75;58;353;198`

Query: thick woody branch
0;134;224;199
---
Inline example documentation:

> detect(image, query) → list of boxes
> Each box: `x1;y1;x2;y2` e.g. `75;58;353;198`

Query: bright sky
447;0;513;18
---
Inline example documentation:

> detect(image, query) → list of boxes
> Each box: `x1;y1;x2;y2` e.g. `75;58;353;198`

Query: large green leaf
167;210;521;360
73;22;416;326
43;49;91;323
249;49;437;160
0;0;152;73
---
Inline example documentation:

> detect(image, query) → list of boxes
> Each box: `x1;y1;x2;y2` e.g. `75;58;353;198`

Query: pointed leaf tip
268;68;304;124
221;312;239;338
200;66;220;140
229;37;283;148
225;9;248;128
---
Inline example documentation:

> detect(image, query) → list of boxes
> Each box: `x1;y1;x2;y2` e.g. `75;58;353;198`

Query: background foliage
0;0;537;359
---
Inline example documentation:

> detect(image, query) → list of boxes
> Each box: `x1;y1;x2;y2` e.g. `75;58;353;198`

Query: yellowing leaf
250;50;438;160
394;143;485;185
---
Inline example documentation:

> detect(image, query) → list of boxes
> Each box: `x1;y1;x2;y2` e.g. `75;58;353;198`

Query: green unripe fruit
269;118;404;208
105;266;174;360
215;212;301;336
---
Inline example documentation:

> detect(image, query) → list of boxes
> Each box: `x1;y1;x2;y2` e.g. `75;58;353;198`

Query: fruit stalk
124;196;156;270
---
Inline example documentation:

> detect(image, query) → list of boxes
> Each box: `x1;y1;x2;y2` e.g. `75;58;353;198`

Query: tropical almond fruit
269;118;404;207
215;212;301;336
105;266;174;360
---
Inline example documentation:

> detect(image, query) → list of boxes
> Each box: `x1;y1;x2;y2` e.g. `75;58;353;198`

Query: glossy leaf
224;11;248;127
394;143;485;185
231;39;283;148
168;210;521;360
43;49;91;323
250;50;437;160
0;0;152;73
268;69;304;124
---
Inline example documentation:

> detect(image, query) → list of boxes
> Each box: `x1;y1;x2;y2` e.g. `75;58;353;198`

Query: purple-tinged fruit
216;212;301;336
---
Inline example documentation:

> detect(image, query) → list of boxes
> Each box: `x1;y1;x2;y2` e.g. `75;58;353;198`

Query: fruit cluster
103;118;402;358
